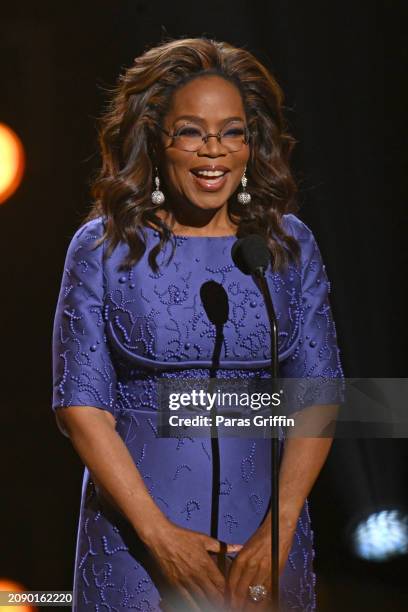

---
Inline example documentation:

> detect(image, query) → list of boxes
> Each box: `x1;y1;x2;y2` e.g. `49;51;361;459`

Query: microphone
231;234;271;277
200;281;229;543
200;280;229;327
231;233;280;612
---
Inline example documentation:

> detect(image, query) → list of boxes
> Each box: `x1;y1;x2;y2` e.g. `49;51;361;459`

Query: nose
197;134;227;157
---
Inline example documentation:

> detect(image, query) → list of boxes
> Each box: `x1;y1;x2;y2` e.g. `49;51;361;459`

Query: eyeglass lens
170;123;248;152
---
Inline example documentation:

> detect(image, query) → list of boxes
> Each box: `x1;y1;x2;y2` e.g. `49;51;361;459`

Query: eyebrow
173;115;245;124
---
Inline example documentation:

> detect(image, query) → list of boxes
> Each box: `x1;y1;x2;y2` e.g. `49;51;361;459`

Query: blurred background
0;1;407;610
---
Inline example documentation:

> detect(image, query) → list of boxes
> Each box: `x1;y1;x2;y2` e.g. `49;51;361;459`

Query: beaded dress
52;214;343;611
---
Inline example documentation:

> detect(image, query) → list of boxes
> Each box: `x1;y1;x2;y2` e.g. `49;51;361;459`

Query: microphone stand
254;268;280;612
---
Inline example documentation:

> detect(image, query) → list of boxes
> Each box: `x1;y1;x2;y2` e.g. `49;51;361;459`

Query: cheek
163;155;194;187
229;148;250;177
233;150;251;178
240;146;251;166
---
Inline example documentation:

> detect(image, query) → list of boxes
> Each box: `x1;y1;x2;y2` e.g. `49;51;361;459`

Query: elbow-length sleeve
280;215;344;410
52;218;118;415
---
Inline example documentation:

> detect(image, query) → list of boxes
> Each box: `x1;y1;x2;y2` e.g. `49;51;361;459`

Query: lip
190;165;231;173
190;165;230;192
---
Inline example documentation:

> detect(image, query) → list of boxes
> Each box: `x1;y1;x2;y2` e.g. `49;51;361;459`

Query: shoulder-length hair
85;36;301;273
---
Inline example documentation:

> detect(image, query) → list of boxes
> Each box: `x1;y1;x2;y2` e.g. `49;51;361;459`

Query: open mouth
190;168;230;191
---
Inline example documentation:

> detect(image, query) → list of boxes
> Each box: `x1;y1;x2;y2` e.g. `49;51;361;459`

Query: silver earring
237;168;251;205
151;167;165;204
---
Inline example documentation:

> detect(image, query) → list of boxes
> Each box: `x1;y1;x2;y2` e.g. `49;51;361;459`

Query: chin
192;201;228;212
189;191;233;209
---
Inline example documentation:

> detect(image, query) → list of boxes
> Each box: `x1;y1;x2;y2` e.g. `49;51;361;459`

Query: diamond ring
248;584;268;602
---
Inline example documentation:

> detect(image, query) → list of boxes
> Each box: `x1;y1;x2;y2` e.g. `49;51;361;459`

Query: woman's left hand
226;514;296;611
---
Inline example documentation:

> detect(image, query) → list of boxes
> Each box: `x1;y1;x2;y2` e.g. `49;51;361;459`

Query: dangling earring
151;166;165;204
237;168;251;205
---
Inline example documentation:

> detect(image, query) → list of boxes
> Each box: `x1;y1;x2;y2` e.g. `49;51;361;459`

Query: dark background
0;1;407;610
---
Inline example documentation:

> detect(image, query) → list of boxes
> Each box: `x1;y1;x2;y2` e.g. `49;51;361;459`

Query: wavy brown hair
85;36;301;273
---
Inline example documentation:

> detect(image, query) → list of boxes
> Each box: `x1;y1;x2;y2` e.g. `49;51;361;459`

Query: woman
52;37;343;611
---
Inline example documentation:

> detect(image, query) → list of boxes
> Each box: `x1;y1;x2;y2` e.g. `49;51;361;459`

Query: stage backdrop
0;2;407;610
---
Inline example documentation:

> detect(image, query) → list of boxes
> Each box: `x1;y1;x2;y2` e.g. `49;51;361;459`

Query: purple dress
52;214;343;611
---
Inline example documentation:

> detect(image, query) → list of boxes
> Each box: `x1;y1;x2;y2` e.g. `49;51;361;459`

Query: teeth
195;170;226;178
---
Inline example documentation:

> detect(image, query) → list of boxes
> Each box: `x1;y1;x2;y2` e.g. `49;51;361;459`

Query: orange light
0;579;36;611
0;123;25;205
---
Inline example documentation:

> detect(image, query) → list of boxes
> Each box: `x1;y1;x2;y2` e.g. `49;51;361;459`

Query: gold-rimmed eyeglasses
155;122;250;152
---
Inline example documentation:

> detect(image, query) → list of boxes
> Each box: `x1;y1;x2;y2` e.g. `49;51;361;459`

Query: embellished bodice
104;225;302;372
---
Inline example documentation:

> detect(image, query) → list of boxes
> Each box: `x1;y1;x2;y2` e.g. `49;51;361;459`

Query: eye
222;127;246;137
175;126;203;137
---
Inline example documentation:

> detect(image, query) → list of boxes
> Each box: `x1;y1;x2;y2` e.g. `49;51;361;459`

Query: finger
226;543;243;553
159;597;180;612
184;578;222;611
203;536;242;556
227;555;246;610
242;567;271;612
175;584;203;612
234;562;259;610
243;598;272;612
199;583;225;609
202;536;233;554
202;535;224;553
203;540;241;578
206;564;226;594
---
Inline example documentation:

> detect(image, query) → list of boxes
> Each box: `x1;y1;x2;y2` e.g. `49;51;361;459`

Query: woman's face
158;75;250;214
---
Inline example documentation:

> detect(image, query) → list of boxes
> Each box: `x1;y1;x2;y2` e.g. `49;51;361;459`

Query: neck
154;204;239;236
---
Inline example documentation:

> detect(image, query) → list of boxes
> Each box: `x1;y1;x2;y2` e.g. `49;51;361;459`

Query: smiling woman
86;37;301;269
52;36;343;612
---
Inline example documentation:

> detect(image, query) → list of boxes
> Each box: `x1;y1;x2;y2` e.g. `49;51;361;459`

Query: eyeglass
156;122;250;152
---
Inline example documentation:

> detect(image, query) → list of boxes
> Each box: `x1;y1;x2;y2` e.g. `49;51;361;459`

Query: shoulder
282;213;314;242
69;216;106;246
282;214;321;268
65;216;106;257
62;217;108;276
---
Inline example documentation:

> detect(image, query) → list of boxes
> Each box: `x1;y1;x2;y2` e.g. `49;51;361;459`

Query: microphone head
231;234;271;276
200;281;229;326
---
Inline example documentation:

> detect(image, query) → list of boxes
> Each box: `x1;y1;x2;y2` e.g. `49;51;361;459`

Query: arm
227;216;344;609
51;219;162;537
278;405;338;535
277;215;343;536
52;219;239;610
266;430;336;563
227;430;336;611
55;405;169;544
57;406;239;610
